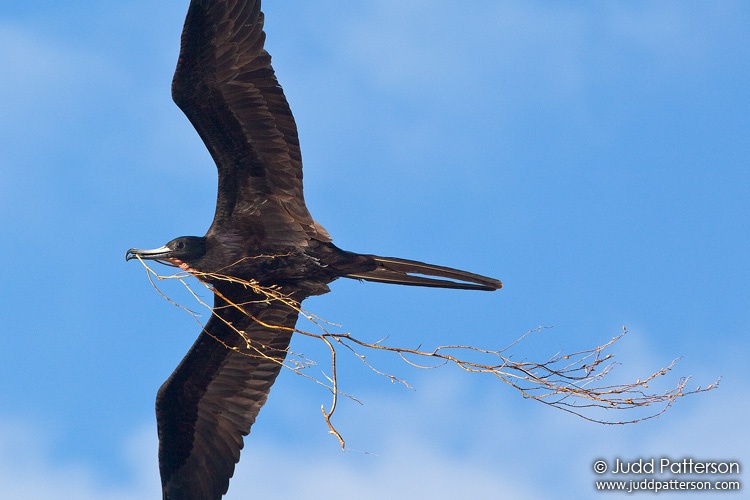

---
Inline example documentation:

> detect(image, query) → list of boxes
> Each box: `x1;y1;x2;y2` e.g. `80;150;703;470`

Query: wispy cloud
1;359;742;500
0;421;158;500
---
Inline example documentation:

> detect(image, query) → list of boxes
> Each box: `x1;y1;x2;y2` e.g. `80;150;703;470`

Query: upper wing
172;0;330;245
156;287;301;500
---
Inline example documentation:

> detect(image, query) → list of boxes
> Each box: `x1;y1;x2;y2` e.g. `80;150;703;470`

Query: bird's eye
175;242;185;250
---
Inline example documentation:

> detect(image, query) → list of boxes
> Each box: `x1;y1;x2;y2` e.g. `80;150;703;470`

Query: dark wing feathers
173;0;330;244
157;289;299;500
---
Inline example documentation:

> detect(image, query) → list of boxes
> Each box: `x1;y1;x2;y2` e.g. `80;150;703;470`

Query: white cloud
0;360;744;500
0;421;158;500
228;436;538;499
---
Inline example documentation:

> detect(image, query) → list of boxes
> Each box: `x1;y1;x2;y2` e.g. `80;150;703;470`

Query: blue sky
1;1;748;498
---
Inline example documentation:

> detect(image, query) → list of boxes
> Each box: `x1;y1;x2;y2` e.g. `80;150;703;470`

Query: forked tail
346;255;502;291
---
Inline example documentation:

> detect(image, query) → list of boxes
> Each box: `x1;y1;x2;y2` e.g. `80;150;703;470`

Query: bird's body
159;235;370;290
127;1;501;498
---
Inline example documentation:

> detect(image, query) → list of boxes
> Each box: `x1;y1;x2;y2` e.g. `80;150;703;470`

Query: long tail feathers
346;255;502;291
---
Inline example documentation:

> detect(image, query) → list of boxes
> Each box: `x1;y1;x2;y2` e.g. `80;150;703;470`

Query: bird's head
126;236;207;272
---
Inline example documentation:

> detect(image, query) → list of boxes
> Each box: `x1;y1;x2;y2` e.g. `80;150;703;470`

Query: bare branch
133;258;719;447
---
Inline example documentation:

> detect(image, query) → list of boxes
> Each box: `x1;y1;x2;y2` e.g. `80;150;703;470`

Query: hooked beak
125;245;172;262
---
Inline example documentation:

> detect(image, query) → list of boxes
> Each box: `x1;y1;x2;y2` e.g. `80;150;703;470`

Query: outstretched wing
172;0;329;245
156;288;300;500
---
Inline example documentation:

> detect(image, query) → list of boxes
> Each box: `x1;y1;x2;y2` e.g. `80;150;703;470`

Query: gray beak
125;245;172;261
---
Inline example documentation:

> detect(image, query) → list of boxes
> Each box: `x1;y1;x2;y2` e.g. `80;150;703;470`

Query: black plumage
126;1;501;498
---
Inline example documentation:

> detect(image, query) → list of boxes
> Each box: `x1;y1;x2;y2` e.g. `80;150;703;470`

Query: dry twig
134;259;719;448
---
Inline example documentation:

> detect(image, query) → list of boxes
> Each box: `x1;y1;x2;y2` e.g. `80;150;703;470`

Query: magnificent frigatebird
126;1;501;498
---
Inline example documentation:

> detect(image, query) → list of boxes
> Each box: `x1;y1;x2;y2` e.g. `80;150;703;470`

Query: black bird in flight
126;1;501;498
